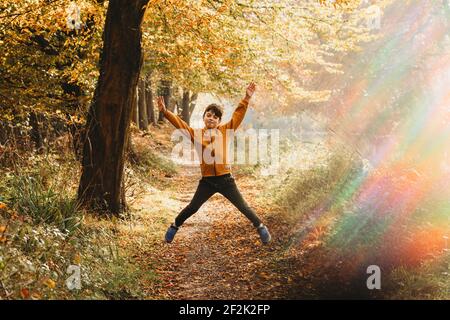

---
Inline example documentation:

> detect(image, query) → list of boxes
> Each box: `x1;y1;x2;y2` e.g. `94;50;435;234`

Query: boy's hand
156;96;166;113
245;82;256;99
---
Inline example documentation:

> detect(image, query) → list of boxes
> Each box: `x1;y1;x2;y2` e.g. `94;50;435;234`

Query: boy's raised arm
223;82;256;130
157;96;194;138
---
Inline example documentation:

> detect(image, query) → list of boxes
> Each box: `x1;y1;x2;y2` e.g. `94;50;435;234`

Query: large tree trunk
180;90;198;125
138;77;148;130
78;0;149;214
145;74;156;125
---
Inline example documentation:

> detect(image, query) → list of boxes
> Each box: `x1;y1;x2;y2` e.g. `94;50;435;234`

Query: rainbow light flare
302;2;450;270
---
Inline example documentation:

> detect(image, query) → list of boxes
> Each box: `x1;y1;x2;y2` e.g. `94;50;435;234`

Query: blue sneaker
165;223;179;243
257;224;271;244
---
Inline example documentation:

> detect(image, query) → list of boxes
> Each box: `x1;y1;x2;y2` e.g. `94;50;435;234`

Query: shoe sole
260;231;272;244
262;236;271;244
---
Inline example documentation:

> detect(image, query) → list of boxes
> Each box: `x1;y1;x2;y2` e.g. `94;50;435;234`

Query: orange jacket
163;97;250;176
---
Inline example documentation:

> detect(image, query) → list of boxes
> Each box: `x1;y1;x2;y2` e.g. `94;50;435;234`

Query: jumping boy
157;82;271;244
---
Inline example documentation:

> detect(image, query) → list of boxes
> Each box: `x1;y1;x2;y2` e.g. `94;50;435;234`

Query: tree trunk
131;85;138;127
145;74;156;125
181;88;190;124
138;77;148;130
78;0;149;214
168;87;175;112
67;113;85;162
157;79;171;122
188;92;199;125
29;111;43;152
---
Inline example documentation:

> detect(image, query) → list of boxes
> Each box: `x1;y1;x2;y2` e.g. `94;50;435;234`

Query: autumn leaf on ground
31;292;42;300
20;288;30;299
73;253;81;264
43;278;56;289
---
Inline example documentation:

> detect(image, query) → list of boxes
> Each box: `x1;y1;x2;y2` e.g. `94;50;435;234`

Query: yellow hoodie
163;96;250;176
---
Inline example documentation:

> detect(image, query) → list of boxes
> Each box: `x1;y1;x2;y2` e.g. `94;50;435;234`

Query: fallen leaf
73;253;81;264
20;288;30;299
31;292;42;300
43;278;56;289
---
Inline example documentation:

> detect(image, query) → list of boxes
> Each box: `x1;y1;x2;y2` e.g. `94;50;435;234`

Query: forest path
134;164;294;299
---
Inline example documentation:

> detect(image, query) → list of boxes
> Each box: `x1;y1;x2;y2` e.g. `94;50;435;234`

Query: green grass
129;147;177;178
6;174;82;234
261;143;449;300
0;150;164;299
382;252;450;299
270;147;363;223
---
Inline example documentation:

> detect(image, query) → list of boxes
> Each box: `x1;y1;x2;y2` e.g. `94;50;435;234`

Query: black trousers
174;174;262;228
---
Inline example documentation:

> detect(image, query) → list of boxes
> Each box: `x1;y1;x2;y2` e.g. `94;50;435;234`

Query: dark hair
203;103;223;120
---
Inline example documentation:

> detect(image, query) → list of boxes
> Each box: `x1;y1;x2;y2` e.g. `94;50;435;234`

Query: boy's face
203;111;220;129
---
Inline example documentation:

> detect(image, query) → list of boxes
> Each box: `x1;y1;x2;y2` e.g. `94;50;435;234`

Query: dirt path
136;164;292;299
121;138;348;299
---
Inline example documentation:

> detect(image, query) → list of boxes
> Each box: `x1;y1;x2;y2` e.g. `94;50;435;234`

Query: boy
157;82;271;244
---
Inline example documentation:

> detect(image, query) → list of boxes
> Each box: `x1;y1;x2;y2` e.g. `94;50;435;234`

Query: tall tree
180;89;198;124
78;0;149;214
138;77;149;130
131;86;139;126
180;88;190;123
145;73;156;125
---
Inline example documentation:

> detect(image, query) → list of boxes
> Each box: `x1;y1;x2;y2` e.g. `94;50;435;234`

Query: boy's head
203;103;223;129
